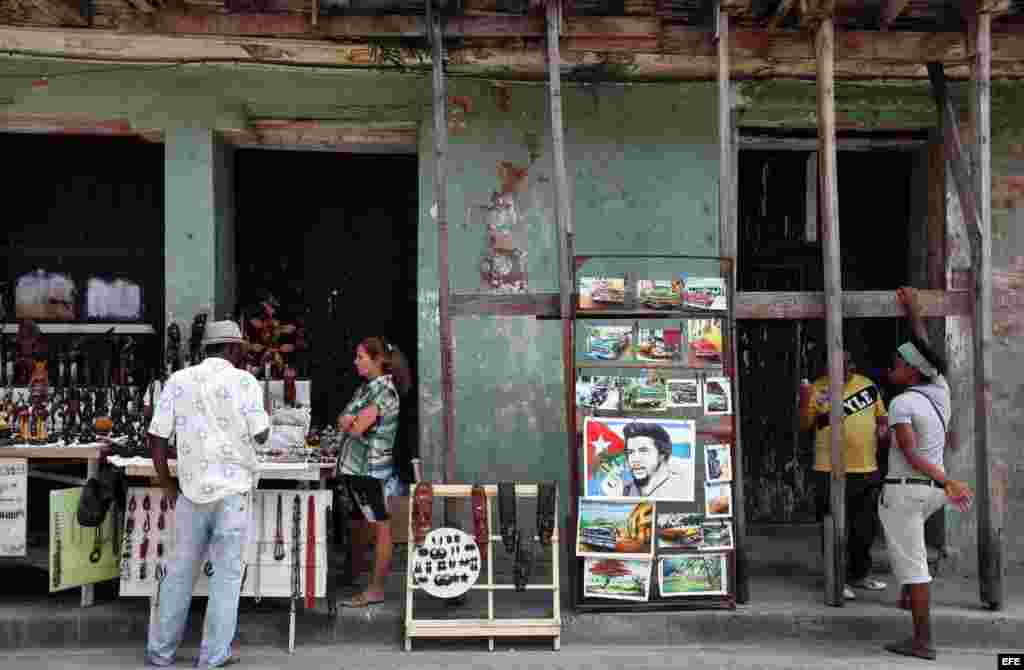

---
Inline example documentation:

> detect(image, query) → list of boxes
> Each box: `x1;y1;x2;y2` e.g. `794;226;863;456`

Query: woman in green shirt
336;336;412;607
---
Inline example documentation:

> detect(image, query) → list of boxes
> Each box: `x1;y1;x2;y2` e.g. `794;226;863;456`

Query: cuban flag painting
584;417;696;502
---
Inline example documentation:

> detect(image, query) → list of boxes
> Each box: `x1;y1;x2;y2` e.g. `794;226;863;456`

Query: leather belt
306;495;316;609
884;477;940;488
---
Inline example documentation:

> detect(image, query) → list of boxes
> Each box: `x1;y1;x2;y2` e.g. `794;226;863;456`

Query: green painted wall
164;128;218;324
416;80;721;503
6;54;1021;575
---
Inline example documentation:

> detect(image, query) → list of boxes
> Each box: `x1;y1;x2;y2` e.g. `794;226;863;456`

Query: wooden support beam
452;287;1024;320
546;0;579;571
0;111;155;137
927;64;982;242
735;290;978;318
970;9;1002;612
813;10;847;609
428;0;456;487
20;0;87;26
219;120;417;150
5;24;1024;80
878;0;912;30
739;136;927;151
716;0;747;607
448;288;1020;319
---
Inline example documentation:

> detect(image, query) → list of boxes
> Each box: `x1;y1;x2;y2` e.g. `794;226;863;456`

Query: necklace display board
118;487;334;654
570;254;740;613
404;484;561;651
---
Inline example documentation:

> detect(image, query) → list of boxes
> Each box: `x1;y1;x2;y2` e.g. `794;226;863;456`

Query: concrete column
164;128;236;329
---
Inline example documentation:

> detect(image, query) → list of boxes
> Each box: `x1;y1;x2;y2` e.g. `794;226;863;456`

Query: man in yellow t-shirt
799;350;889;600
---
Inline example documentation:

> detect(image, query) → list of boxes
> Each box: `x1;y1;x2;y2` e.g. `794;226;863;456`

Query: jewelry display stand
403;484;561;651
119;487;334;654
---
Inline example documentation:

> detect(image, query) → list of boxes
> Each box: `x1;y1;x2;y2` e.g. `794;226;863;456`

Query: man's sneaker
849;577;887;591
843;585;856;600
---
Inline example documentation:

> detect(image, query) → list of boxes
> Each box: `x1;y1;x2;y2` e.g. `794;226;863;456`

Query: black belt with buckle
884;477;940;488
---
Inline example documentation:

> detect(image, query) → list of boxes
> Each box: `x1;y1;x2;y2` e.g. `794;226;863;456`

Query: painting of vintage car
623;381;667;412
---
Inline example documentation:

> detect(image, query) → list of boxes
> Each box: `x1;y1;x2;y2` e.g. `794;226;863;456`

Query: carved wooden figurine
28;360;49;442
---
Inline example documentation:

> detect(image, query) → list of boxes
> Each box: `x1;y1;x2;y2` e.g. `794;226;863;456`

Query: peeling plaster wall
417;80;719;507
987;119;1024;576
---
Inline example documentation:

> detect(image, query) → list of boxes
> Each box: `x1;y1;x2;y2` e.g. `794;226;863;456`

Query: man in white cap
144;320;270;668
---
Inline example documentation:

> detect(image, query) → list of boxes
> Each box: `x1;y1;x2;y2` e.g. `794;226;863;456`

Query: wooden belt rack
404;484;561;651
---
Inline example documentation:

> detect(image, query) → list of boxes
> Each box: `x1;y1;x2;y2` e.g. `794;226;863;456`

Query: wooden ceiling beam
19;0;88;26
4;23;1024;80
878;0;911;31
0;111;160;137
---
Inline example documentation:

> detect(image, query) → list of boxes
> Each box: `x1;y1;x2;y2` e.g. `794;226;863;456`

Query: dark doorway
233;149;419;440
737;145;914;526
0;132;164;589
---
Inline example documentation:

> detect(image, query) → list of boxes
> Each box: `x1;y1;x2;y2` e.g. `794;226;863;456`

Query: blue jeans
146;493;250;668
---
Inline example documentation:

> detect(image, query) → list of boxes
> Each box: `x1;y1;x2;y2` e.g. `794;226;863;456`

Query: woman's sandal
884;638;937;660
342;592;385;608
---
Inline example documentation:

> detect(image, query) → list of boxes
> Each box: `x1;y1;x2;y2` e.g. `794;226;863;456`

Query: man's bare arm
149;433;178;501
896;286;929;344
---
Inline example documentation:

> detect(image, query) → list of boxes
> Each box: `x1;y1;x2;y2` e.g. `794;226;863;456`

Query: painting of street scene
659;553;729;597
656;512;704;550
579;277;626;310
576;498;654;559
583;558;652;602
700;520;734;551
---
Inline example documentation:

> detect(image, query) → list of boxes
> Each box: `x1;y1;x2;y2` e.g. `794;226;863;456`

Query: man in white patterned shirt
144;320;270;669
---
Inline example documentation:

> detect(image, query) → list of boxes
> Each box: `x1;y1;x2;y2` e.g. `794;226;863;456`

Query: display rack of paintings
569;255;739;613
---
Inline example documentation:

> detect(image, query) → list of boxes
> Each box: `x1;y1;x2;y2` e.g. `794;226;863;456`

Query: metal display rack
568;254;741;613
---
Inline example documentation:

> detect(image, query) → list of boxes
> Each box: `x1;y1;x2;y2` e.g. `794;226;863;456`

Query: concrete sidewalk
1;523;1018;654
0;564;1019;654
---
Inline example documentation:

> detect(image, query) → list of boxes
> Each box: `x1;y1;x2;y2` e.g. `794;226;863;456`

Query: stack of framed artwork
570;255;738;612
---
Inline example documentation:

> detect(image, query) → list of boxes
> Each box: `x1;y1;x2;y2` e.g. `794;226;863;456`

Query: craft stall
0;316;158;607
0;295;345;652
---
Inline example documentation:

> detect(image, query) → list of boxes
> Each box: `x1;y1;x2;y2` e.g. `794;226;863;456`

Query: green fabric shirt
336;374;401;479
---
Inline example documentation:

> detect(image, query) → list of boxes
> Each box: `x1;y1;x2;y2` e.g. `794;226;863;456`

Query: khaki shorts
878;483;947;585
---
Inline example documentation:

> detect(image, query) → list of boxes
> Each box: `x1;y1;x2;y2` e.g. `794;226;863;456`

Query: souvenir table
0;444;104;607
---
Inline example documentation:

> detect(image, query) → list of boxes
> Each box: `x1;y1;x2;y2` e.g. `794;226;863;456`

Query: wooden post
716;1;747;605
546;0;576;534
429;0;457;489
970;9;1001;611
814;14;847;608
927;47;1001;609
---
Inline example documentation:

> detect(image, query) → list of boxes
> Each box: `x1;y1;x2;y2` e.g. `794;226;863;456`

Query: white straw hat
201;320;244;346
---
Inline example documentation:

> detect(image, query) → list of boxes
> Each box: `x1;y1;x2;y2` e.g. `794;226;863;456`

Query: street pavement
3;642;1009;670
